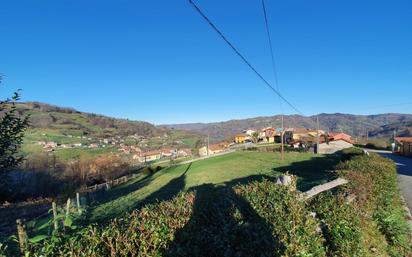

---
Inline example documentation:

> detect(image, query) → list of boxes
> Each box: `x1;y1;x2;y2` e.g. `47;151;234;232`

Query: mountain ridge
162;113;412;141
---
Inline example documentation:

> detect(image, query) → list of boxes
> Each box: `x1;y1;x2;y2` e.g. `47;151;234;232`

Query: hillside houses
232;127;354;153
394;137;412;157
138;150;162;163
234;134;250;144
161;148;177;158
178;148;192;157
135;147;193;163
198;143;227;156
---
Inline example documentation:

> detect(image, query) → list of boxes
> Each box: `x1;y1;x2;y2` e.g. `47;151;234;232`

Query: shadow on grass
137;162;192;208
92;171;156;206
164;176;281;257
88;163;192;225
273;154;341;191
162;154;343;256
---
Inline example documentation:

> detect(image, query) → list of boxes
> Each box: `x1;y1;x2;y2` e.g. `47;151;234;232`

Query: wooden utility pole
281;115;284;160
207;134;210;156
316;116;320;154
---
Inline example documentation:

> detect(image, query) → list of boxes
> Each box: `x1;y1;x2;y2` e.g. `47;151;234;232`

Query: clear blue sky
1;0;411;124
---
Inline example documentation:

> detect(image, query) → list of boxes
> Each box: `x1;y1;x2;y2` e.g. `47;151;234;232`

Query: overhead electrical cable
261;0;283;113
187;0;303;115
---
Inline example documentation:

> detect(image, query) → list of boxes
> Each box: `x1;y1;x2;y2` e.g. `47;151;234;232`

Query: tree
0;76;29;180
192;139;202;157
251;131;259;143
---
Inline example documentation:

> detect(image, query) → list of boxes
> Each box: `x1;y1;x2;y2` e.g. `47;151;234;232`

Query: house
161;148;177;158
234;133;250;144
245;129;256;136
262;127;276;142
307;130;325;137
198;146;208;156
220;141;232;148
89;143;98;148
290;128;313;141
138;150;161;163
317;132;354;154
199;143;226;156
328;132;354;144
209;143;225;154
394;137;412;157
178;148;192;157
258;129;266;140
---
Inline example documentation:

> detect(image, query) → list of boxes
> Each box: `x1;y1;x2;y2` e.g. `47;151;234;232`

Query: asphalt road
369;149;412;213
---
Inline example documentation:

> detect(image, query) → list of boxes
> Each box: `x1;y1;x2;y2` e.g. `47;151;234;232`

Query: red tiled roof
209;143;224;151
395;137;412;143
293;128;309;134
328;132;353;144
161;148;174;153
328;132;341;136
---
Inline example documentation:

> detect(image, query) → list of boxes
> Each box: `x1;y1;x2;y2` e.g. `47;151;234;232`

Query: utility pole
316;116;320;154
207;134;210;156
281;115;284;160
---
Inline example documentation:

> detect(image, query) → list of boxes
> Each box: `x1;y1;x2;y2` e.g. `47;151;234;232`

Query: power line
261;0;285;158
261;0;281;109
187;0;303;115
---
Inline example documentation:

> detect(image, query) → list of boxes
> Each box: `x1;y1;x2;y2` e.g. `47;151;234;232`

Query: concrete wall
318;140;353;154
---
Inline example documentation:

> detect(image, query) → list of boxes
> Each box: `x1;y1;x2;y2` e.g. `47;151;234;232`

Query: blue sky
1;0;411;124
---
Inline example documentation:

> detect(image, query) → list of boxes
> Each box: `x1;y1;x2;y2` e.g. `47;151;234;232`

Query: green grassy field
53;146;119;160
88;151;340;223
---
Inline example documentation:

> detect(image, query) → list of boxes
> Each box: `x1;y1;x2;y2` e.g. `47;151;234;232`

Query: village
35;125;412;164
33;127;353;163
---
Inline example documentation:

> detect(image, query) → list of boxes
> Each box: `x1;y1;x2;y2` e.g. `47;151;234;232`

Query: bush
336;154;411;256
235;180;326;257
24;180;327;256
7;151;410;256
311;192;365;256
27;193;194;256
339;147;364;162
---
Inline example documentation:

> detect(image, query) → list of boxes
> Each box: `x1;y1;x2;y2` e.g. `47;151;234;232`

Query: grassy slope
20;110;201;157
88;151;339;223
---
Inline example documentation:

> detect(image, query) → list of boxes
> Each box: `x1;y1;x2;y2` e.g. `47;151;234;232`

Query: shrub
25;180;327;256
28;193;194;256
235;180;326;257
339;147;364;162
336;154;411;256
311;191;365;256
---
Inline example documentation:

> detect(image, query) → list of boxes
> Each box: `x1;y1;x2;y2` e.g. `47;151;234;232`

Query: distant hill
17;102;167;138
16;102;412;145
162;113;412;141
15;102;202;156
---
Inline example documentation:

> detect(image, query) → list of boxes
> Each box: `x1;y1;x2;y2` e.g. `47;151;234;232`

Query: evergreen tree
0;76;29;198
